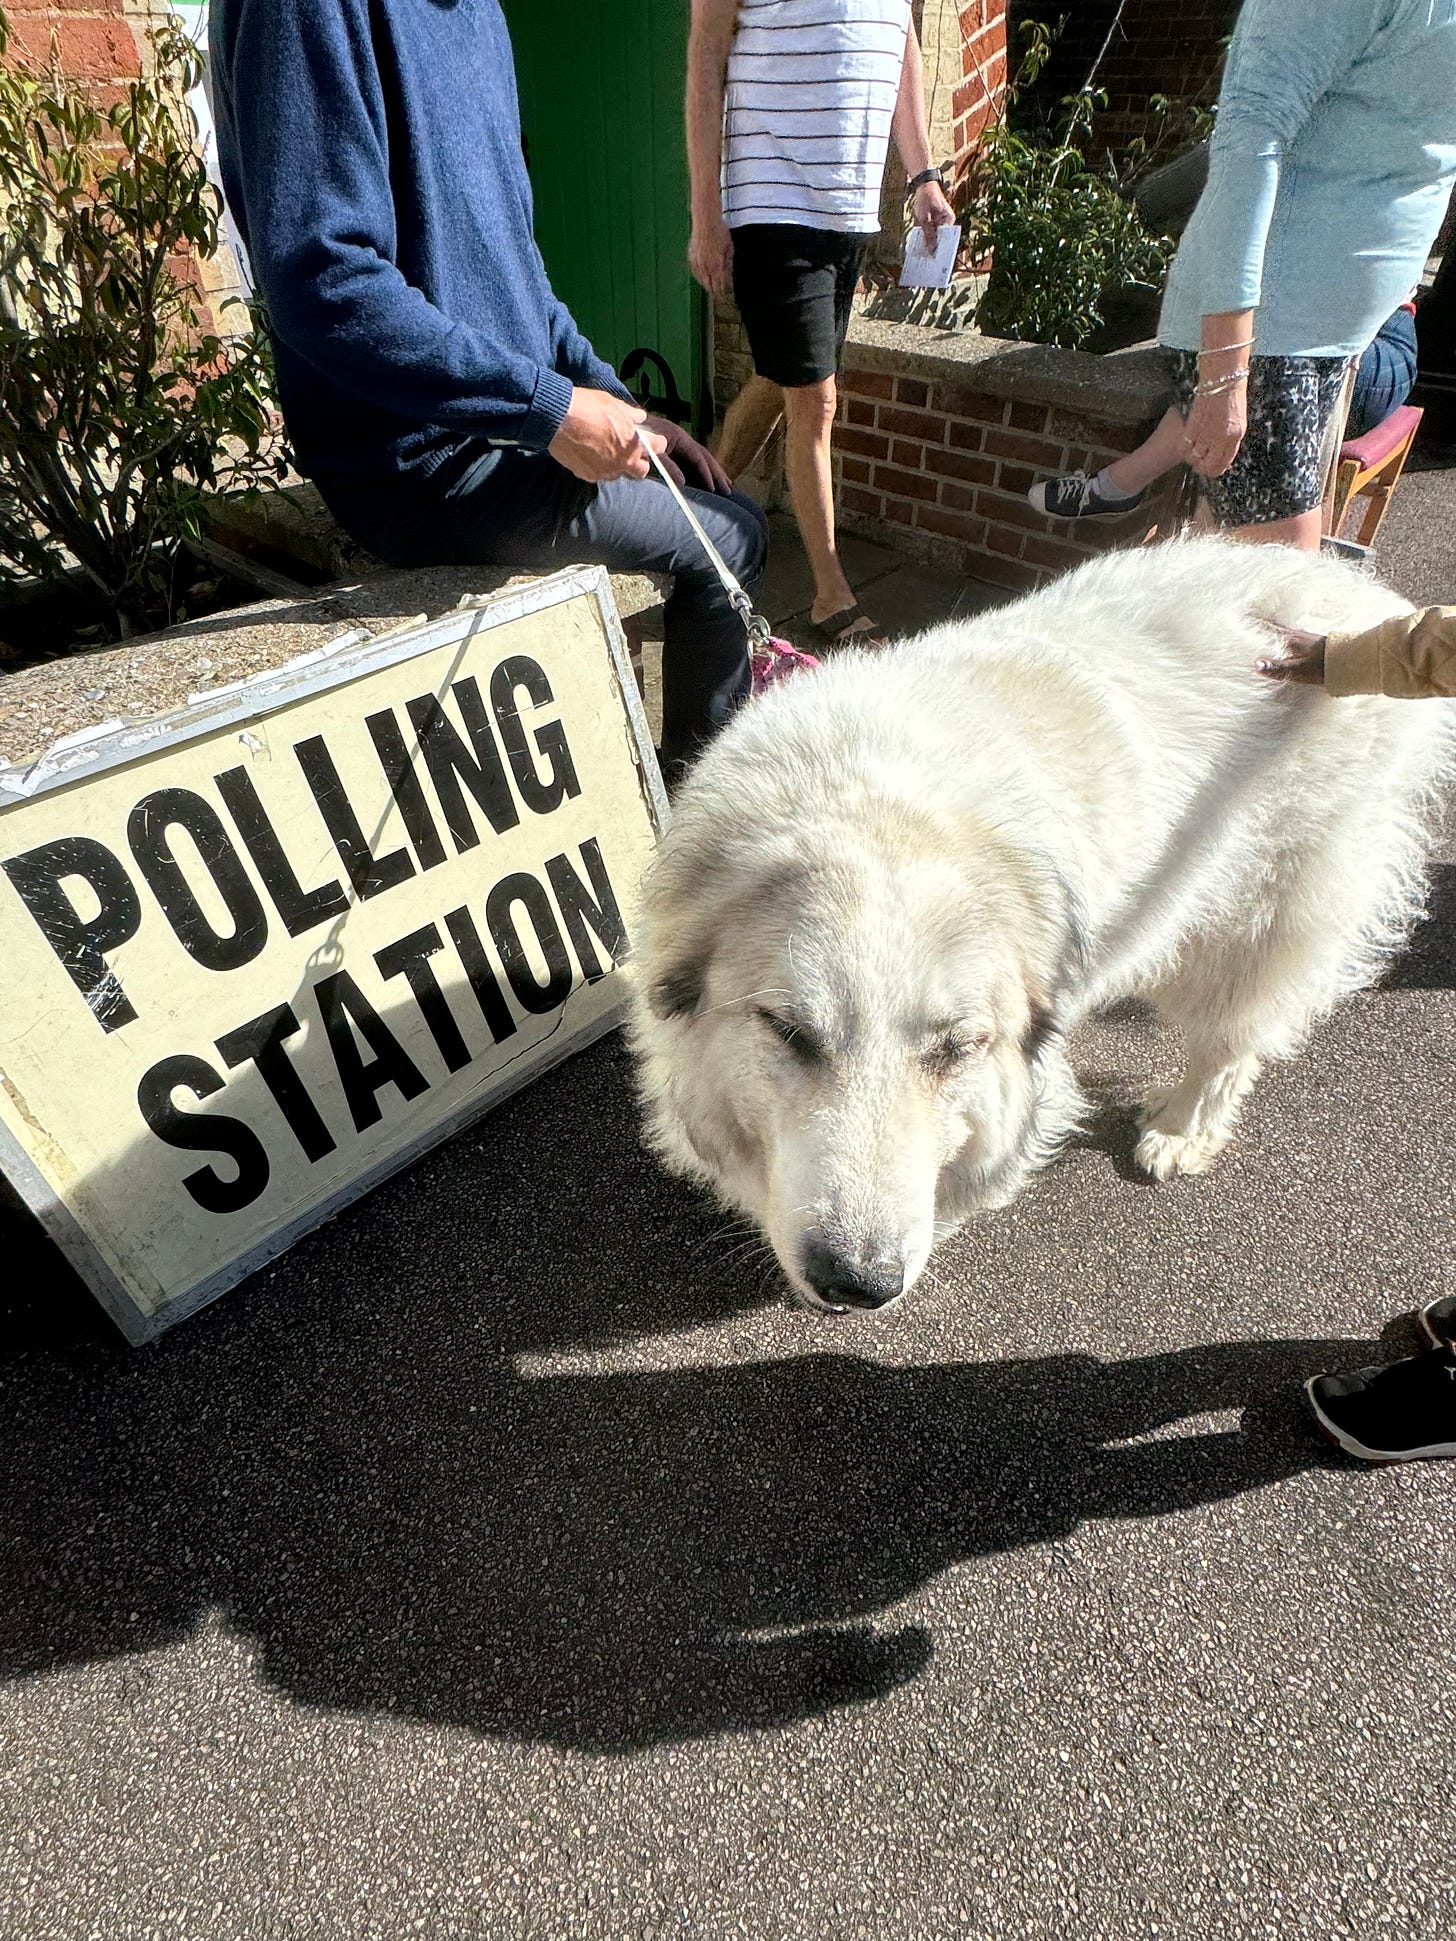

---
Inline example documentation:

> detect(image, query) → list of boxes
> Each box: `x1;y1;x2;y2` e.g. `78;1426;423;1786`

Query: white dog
628;536;1455;1315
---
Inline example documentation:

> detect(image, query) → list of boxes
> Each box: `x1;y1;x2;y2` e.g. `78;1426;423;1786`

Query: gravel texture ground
2;440;1453;1941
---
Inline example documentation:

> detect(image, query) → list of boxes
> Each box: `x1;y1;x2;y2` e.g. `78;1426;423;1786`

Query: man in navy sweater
207;0;769;772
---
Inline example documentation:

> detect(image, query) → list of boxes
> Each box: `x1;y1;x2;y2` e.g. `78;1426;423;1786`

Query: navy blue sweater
208;0;627;486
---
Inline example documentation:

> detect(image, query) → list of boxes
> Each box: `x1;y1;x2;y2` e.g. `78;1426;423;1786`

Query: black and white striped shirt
722;0;911;234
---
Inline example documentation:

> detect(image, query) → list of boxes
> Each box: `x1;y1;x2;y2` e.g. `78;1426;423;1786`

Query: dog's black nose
800;1239;905;1311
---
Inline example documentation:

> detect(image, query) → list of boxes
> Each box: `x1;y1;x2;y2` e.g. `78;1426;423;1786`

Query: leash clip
733;591;773;648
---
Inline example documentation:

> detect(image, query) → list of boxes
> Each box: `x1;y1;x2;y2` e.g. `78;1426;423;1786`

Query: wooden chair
1327;403;1423;546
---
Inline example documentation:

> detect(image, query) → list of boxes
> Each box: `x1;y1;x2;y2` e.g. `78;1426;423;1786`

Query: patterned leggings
1168;350;1350;526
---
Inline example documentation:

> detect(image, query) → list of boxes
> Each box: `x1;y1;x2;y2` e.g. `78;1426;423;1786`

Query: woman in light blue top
1030;0;1456;548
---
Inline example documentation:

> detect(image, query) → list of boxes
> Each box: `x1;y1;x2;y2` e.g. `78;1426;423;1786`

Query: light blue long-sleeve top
1158;0;1456;358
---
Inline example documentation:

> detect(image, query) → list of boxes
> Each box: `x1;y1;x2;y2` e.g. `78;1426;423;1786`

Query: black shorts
730;223;874;389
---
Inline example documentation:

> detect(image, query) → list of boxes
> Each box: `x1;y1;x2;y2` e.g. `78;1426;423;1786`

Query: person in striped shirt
688;0;955;649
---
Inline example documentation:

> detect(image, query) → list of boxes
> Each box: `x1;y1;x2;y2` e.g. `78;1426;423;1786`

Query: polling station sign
0;568;665;1342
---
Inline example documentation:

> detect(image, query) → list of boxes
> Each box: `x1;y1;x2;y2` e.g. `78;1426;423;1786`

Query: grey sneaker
1028;469;1146;520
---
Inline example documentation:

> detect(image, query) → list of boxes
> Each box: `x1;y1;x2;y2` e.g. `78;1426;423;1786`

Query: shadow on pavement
1383;862;1456;991
0;1039;1367;1754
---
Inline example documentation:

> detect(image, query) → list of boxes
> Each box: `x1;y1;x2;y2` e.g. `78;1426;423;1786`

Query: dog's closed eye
921;1025;991;1076
755;1008;827;1066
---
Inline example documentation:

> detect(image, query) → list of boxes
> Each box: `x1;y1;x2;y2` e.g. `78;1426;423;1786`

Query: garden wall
831;317;1175;592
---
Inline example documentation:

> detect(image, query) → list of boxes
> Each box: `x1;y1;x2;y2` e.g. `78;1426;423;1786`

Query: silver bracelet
1194;369;1250;397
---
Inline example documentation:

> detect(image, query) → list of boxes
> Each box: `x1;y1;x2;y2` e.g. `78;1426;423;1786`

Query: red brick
837;426;890;461
924;444;997;485
985;428;1067;468
872;464;939;504
947;421;986;454
846;397;878;428
996;462;1038;497
844;370;896;401
878;405;946;443
839;455;872;486
1021;534;1094;573
936;383;1006;424
11;15;137;78
76;80;133;115
939;481;982;513
840;484;884;518
889;438;926;469
975;490;1063;533
985;526;1025;558
916;505;989;546
879;496;917;527
896;377;929;408
1007;400;1048;434
954;106;997;155
965;47;1007;85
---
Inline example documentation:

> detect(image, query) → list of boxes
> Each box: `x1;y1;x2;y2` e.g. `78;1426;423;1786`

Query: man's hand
1255;625;1327;684
689;217;734;299
642;415;732;495
911;179;956;253
548;389;665;483
1183;380;1248;478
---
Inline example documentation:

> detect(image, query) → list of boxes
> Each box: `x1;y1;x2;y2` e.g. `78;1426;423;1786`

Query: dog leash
633;426;820;690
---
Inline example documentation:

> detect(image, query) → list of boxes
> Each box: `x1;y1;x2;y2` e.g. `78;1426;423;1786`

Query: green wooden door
502;0;708;432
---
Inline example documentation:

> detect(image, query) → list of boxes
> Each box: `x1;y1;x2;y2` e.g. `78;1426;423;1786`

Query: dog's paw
1133;1124;1225;1181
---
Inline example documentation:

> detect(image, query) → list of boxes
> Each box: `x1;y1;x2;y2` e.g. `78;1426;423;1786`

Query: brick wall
6;0;143;111
832;350;1174;592
1009;0;1234;153
5;1;245;326
954;1;1007;178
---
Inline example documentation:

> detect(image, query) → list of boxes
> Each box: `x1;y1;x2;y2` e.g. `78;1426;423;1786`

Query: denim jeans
1349;306;1418;439
319;448;770;768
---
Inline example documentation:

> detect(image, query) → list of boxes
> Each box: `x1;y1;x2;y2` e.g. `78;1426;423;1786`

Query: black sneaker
1417;1294;1456;1350
1305;1348;1456;1464
1028;469;1146;520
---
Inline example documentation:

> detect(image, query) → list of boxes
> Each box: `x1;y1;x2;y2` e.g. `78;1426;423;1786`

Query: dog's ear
1014;857;1089;1062
1021;1003;1060;1063
650;958;706;1021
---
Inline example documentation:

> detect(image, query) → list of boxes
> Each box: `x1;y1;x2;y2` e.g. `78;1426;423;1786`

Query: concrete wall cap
843;314;1170;429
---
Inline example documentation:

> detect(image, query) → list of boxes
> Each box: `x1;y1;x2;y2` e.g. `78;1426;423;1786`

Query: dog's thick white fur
628;536;1455;1314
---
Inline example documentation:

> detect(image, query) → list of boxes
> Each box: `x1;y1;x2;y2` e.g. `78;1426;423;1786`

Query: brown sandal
809;604;891;652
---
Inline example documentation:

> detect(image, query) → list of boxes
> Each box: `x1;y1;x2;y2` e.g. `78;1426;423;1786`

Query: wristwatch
906;167;947;198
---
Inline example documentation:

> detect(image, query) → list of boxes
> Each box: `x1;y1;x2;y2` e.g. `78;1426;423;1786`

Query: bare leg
1226;508;1324;551
716;374;783;481
1102;407;1191;498
782;375;864;627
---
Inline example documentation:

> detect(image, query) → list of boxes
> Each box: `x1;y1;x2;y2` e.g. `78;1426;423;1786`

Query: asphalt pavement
2;438;1454;1941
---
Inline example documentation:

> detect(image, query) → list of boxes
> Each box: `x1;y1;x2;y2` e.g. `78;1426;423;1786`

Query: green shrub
0;11;284;638
962;22;1174;350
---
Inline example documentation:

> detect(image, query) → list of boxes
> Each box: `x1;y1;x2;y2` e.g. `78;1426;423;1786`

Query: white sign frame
0;566;667;1343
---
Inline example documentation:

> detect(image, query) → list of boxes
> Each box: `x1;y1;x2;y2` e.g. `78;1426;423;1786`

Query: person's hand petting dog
1256;625;1327;683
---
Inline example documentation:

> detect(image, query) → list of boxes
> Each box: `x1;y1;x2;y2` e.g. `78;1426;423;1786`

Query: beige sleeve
1324;608;1456;700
